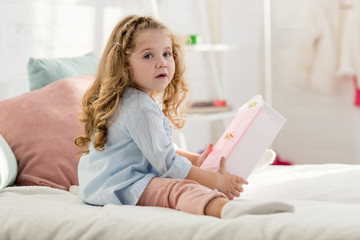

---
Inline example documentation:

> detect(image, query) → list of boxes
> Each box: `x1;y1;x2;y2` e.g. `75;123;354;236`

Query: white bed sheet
0;164;360;240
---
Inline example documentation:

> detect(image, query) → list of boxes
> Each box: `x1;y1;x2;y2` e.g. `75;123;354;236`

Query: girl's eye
144;54;153;59
163;52;172;57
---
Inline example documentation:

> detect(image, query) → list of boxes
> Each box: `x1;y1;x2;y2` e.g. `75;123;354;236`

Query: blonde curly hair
75;15;190;154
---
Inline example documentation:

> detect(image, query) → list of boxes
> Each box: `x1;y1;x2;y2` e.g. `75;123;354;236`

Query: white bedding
1;164;360;240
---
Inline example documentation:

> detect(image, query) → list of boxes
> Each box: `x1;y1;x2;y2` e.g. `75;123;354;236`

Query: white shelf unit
186;110;238;122
185;44;238;52
177;41;239;150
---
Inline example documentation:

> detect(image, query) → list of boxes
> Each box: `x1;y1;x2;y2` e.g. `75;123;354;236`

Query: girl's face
129;29;175;97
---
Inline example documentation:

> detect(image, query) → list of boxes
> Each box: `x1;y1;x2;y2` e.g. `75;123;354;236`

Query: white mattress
1;164;360;240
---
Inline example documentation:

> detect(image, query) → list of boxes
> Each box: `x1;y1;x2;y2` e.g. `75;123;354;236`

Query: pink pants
136;177;226;215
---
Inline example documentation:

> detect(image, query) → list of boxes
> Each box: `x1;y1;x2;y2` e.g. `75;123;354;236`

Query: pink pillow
0;75;94;190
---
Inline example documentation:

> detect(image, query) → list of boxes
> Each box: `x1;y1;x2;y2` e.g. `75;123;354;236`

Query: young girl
75;15;294;218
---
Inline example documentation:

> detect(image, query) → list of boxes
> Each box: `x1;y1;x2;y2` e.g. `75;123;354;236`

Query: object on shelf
191;99;227;108
186;34;202;45
188;99;231;113
187;106;232;114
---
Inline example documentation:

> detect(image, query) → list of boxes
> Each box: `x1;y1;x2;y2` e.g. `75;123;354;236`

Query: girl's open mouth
156;73;168;78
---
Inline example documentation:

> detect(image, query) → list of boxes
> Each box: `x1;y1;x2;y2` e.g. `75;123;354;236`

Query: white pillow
251;149;276;174
0;135;18;189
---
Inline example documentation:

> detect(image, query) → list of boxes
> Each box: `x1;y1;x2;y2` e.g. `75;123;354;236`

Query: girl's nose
156;58;167;68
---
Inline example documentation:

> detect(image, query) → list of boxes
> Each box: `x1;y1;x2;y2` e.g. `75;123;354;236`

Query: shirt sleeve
123;100;191;179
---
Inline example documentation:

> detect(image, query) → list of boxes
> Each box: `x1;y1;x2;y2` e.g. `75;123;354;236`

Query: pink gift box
200;95;286;179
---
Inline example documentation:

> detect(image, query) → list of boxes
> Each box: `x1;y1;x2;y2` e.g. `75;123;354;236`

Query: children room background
0;0;358;165
2;1;360;239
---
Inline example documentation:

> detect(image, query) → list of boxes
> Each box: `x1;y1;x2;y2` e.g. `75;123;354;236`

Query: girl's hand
195;144;213;167
215;157;248;200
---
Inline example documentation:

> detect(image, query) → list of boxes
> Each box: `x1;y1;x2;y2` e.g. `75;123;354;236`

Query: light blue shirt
78;87;192;206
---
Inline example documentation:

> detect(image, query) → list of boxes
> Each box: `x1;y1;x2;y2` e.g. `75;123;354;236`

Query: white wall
0;0;154;100
0;0;358;164
270;0;359;164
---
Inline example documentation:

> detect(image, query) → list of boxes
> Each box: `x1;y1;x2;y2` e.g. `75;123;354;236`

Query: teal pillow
27;52;99;91
0;135;18;189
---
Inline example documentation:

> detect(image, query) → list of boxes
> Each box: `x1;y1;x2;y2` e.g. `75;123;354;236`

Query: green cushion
27;52;98;91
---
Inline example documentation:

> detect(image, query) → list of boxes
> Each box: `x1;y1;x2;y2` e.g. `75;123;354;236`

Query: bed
1;55;360;239
1;164;360;240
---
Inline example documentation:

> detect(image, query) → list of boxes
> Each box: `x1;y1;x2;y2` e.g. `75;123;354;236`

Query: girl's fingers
232;189;241;198
224;189;234;200
198;144;213;167
235;176;248;185
206;143;213;154
227;193;234;200
202;144;213;158
219;157;226;171
234;184;244;193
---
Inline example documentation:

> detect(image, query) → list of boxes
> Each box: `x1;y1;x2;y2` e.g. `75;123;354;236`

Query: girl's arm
185;157;248;200
176;144;213;167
